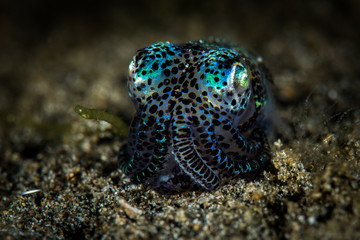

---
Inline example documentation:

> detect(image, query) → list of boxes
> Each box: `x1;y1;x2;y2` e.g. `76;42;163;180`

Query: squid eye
231;63;249;93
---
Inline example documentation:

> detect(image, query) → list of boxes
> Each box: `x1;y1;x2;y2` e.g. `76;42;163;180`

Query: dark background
1;0;359;118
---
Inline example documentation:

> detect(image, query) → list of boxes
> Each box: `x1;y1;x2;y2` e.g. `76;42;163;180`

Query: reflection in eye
232;63;249;93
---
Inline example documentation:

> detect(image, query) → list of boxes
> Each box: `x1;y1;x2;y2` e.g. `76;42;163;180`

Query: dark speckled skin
119;40;273;192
